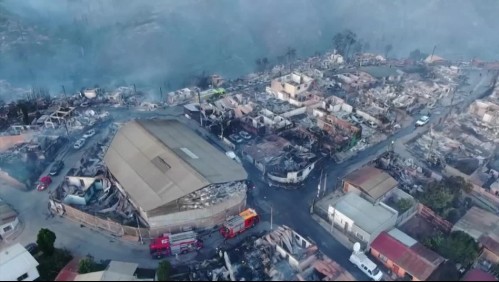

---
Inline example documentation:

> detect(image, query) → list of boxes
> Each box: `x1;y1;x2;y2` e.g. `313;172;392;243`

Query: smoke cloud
1;0;498;94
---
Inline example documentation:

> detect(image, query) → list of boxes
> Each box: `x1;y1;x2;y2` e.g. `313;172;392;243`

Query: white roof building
0;243;40;281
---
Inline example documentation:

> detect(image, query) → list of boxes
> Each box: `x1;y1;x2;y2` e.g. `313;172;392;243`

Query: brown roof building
342;166;398;203
104;119;248;230
452;207;499;264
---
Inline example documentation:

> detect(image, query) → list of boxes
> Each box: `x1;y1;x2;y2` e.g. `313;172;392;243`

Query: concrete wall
66;176;96;191
267;162;315;184
145;192;247;232
327;208;355;233
282;106;307;118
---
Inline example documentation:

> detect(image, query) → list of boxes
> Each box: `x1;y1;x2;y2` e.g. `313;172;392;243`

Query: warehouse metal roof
104;119;247;212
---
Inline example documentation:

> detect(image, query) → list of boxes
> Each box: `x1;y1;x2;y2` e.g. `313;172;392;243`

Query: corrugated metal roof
344;166;398;200
453;207;499;243
387;228;417;247
461;269;497;281
371;232;444;281
104;120;247;212
55;257;81;281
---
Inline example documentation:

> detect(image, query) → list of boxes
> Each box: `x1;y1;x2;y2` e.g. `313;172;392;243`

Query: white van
350;243;383;281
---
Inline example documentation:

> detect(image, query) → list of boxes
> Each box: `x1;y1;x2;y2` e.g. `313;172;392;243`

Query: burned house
268;72;314;103
103;119;249;232
44;106;76;129
205;225;355;281
166;88;195;106
314;111;362;151
0;135;67;190
242;135;317;186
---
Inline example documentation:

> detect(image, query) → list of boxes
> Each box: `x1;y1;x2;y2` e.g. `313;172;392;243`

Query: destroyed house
219;226;355;281
104;119;248;231
270;72;313;100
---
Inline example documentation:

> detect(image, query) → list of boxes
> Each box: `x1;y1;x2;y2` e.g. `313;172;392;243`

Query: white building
0;243;40;281
0;200;19;239
327;193;398;246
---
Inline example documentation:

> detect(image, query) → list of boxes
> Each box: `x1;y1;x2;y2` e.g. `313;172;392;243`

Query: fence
56;201;125;237
417;203;453;233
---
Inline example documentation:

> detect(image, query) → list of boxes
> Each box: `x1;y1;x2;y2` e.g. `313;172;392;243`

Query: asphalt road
246;68;494;280
0;69;494;276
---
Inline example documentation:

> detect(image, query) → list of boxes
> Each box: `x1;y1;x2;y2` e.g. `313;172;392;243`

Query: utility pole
197;90;203;127
270;206;273;230
136;214;143;245
159;87;163;101
430;45;437;62
133;83;136;94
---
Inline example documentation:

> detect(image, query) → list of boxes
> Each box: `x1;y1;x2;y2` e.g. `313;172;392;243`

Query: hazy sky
1;0;498;93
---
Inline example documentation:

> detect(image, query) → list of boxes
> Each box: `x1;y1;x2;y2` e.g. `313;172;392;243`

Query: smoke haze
1;0;498;93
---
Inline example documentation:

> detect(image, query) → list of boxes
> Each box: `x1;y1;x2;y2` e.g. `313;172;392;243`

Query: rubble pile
177;181;247;210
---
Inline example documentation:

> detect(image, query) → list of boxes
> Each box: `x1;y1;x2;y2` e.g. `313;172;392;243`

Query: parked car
239;131;252;140
88;120;96;127
36;176;52;191
366;120;378;129
350;114;363;124
229;134;243;144
73;138;86;149
24;243;38;255
49;160;64;176
83;129;96;138
81;101;89;107
415;115;430;127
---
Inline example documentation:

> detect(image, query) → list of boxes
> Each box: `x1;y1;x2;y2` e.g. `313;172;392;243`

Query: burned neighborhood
1;1;499;281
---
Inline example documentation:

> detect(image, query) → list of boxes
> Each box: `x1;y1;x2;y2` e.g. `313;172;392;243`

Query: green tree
37;228;56;256
423;231;479;266
78;256;97;274
420;181;454;211
343;30;357;60
395;198;413;213
285;47;297;72
157;260;172;281
440;231;479;266
422;231;445;250
332;32;346;55
384;44;393;59
409;48;428;61
445;176;473;194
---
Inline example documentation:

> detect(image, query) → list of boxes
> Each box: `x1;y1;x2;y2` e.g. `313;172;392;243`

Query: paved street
0;69;494;276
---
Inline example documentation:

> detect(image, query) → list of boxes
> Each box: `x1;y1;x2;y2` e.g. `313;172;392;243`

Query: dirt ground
399;214;440;241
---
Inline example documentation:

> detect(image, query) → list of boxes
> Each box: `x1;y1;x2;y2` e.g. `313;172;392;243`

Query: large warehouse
104;119;248;232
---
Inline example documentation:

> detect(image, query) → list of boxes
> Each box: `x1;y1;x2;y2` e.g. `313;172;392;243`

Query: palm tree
255;58;263;71
285;47;297;72
332;33;346;55
385;44;393;59
343;30;357;60
262;57;269;70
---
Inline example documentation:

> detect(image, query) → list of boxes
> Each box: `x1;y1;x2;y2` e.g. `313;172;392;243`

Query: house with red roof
461;269;497;281
370;229;444;281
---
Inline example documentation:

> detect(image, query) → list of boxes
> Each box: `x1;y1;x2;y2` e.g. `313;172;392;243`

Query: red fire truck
220;208;259;239
149;231;203;259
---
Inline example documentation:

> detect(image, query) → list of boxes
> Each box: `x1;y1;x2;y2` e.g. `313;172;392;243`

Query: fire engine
149;231;203;259
220;208;259;239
